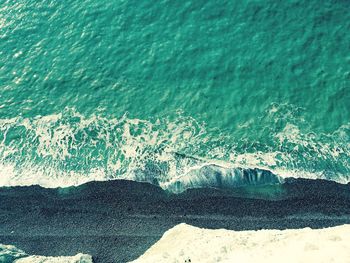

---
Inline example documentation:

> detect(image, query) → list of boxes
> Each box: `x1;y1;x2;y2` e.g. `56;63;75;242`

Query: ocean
0;0;349;190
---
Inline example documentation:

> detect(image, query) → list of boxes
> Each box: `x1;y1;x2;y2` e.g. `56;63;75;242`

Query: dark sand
1;178;350;263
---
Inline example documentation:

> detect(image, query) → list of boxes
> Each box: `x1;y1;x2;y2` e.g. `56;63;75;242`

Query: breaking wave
0;107;349;192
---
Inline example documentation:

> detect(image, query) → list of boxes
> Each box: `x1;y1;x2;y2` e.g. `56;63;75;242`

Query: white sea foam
0;108;349;190
132;223;350;263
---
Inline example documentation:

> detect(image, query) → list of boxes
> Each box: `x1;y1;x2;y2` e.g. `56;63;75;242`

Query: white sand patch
132;223;350;263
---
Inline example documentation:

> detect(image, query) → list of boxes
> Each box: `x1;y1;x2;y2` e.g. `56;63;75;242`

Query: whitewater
0;109;349;192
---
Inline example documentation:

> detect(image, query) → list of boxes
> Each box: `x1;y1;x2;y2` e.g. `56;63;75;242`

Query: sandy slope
133;223;350;263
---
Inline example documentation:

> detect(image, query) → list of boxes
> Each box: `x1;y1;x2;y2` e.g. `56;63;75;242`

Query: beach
1;179;350;262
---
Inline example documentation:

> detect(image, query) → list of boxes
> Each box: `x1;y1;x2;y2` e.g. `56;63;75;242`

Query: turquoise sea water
0;0;349;188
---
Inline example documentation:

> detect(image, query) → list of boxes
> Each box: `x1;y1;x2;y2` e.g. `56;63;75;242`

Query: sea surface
0;0;349;190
